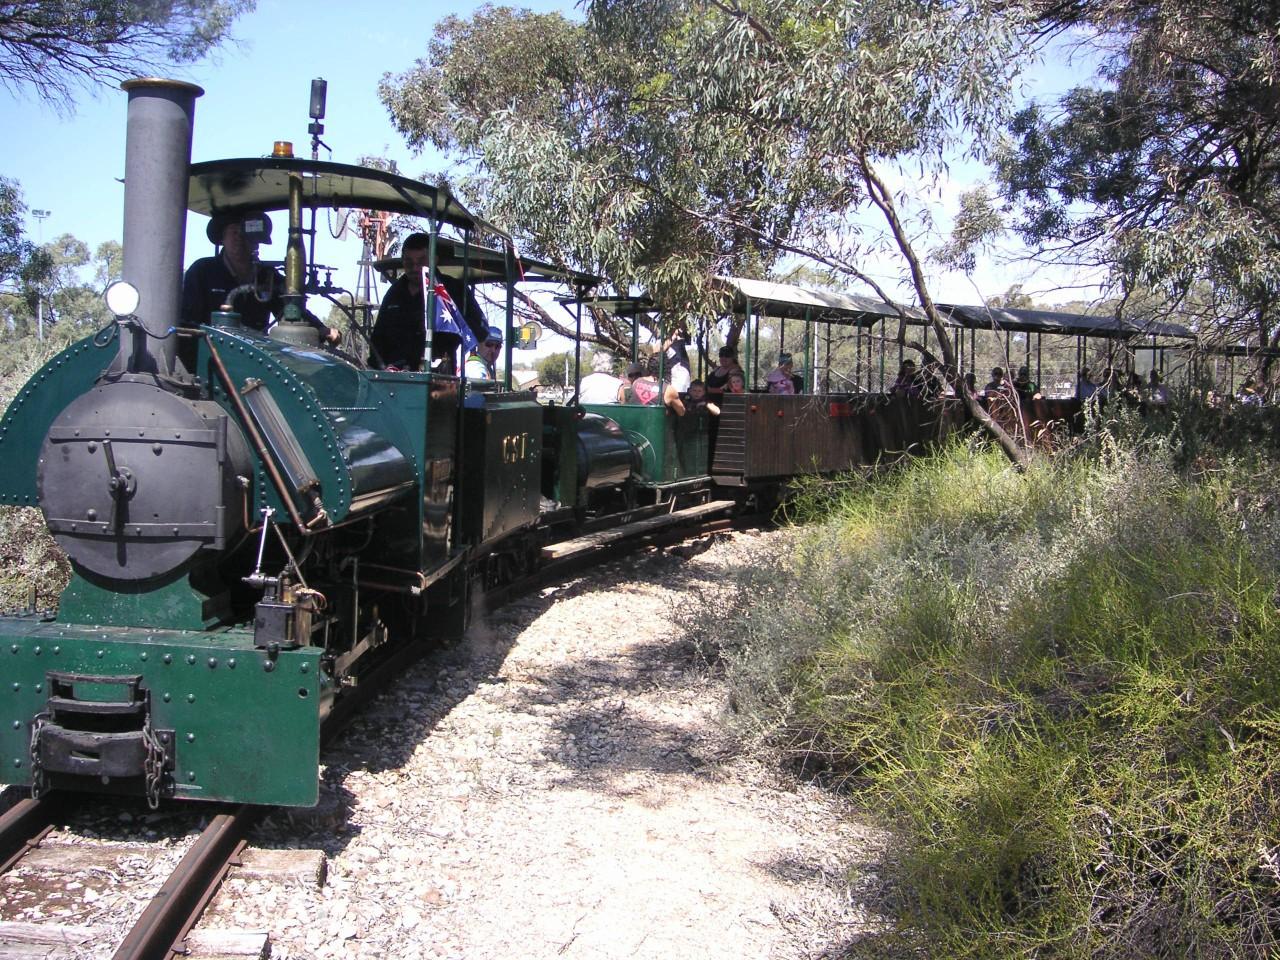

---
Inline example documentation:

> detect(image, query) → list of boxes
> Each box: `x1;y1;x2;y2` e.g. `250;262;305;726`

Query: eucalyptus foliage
0;234;119;341
998;0;1280;371
0;175;31;286
380;0;1032;330
0;0;253;107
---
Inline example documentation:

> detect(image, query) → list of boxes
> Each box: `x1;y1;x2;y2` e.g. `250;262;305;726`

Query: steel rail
111;805;261;960
480;513;760;614
0;796;57;873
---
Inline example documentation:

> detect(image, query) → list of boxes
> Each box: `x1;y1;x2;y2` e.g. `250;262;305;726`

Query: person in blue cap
464;326;504;380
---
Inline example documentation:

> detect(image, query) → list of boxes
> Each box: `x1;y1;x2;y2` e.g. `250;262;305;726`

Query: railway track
0;509;759;957
0;796;268;960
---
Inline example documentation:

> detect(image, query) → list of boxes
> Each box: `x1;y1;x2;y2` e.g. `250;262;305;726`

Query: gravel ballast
24;528;886;959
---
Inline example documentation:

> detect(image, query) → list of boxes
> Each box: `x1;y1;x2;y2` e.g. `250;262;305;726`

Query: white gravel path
210;528;883;958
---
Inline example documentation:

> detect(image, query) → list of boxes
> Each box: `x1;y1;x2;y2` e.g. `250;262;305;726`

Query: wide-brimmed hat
206;210;272;246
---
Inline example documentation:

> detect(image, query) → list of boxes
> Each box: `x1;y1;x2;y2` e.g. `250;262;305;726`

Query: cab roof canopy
715;276;926;326
187;157;505;238
939;303;1194;340
375;238;600;287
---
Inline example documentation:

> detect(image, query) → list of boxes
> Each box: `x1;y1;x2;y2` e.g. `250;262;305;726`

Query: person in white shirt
578;352;624;403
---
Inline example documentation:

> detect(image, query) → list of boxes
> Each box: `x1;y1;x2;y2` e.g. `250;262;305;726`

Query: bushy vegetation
0;338;69;610
726;426;1280;958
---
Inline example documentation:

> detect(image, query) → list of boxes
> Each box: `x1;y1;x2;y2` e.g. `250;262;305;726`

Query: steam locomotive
0;80;956;809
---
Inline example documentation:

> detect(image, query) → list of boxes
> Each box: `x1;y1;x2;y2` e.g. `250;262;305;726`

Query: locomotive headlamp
104;280;140;317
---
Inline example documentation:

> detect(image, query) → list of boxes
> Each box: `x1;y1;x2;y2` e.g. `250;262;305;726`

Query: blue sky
0;1;573;281
0;2;1103;320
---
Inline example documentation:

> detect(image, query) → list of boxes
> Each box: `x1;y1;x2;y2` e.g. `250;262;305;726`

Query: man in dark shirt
181;210;338;342
369;232;488;373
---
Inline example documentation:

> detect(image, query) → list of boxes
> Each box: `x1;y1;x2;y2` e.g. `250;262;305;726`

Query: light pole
31;209;49;342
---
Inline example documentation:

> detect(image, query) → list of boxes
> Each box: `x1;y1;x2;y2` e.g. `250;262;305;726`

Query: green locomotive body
0;79;963;810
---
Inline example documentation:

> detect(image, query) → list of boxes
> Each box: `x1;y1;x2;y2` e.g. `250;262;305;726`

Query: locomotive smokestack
118;78;203;376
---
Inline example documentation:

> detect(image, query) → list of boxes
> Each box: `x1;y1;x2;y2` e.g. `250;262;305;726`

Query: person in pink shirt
766;352;797;394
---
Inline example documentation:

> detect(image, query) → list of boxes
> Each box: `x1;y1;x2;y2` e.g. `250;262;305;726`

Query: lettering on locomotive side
501;432;532;464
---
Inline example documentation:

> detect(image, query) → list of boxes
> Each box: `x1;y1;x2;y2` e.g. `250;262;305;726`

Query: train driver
464;326;505;380
181;210;339;343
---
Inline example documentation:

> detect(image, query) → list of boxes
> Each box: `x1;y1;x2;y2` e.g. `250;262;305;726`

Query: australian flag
432;281;478;353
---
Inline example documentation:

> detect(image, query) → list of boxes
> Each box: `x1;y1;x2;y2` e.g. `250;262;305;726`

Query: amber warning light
272;140;294;158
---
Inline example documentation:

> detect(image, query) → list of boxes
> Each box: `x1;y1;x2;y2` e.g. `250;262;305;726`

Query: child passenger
684;379;720;416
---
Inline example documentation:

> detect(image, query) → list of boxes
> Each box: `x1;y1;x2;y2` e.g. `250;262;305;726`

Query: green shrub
0;339;69;608
727;438;1280;958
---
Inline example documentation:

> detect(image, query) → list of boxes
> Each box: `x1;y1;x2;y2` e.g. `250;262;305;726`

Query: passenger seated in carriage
984;366;1012;399
579;352;623;403
890;359;920;397
463;326;504;380
1012;366;1040;405
766;352;798;395
1077;367;1098;401
661;325;693;393
705;346;743;399
683;379;720;416
620;355;686;414
1147;370;1169;408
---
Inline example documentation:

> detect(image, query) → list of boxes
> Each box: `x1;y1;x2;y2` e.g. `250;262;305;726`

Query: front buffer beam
0;618;325;807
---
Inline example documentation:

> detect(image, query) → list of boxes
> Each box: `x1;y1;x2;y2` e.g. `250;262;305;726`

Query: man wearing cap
464;326;504;380
181;210;338;344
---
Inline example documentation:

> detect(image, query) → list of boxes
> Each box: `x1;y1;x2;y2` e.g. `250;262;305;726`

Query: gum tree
0;0;254;107
998;0;1280;379
381;0;1037;462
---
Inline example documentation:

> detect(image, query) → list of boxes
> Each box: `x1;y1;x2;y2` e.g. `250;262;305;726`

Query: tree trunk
860;155;1030;469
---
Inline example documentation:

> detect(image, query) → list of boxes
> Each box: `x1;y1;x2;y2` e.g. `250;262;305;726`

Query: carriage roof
939;303;1194;340
715;276;926;326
